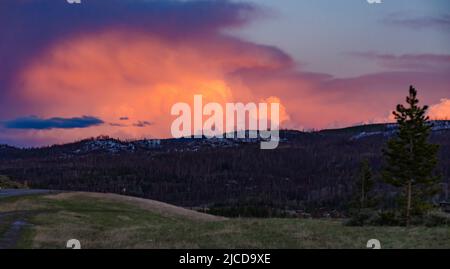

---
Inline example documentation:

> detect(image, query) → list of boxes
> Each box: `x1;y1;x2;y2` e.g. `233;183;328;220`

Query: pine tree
346;160;377;226
352;159;374;210
359;159;374;209
383;86;440;226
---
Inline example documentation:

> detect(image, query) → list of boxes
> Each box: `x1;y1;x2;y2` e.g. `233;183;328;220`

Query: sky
0;0;449;147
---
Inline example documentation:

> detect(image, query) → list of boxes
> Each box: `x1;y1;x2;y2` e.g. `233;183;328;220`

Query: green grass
0;194;449;249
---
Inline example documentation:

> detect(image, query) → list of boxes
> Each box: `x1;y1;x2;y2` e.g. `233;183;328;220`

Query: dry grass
46;192;226;222
0;197;48;213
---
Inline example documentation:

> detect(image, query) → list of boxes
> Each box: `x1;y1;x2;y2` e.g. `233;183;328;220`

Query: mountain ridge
1;120;449;155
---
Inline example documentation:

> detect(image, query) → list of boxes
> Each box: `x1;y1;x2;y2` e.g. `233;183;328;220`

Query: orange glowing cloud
16;31;292;142
429;99;450;120
13;28;450;145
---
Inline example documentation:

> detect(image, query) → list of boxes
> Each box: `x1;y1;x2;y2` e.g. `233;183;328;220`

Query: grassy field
0;192;449;249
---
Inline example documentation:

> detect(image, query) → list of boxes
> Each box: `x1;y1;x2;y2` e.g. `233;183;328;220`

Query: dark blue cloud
2;116;104;130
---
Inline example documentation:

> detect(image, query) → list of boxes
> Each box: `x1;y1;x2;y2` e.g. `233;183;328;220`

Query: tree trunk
361;178;365;209
406;180;412;227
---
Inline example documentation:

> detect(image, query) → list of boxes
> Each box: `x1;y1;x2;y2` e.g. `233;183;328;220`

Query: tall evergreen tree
383;86;440;226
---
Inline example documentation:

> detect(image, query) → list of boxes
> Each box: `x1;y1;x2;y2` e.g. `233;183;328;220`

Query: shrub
423;211;450;227
0;175;27;189
344;209;379;226
345;209;405;226
374;210;402;226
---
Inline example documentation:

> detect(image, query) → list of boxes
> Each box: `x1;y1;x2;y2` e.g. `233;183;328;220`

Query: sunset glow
0;0;448;146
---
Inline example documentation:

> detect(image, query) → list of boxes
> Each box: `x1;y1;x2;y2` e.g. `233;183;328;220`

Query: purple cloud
383;13;450;30
0;0;260;115
351;52;450;72
133;121;153;128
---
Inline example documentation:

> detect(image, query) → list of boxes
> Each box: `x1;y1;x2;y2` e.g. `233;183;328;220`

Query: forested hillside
1;122;449;216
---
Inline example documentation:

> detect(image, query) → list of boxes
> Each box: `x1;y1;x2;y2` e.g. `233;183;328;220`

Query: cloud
383;13;450;30
109;119;153;128
428;99;450;120
133;121;153;128
2;116;104;130
352;52;450;72
9;30;450;141
110;123;127;127
0;0;261;115
13;28;292;139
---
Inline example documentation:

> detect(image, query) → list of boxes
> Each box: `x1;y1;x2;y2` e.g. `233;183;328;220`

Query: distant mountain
320;120;450;137
2;121;449;156
0;144;22;158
